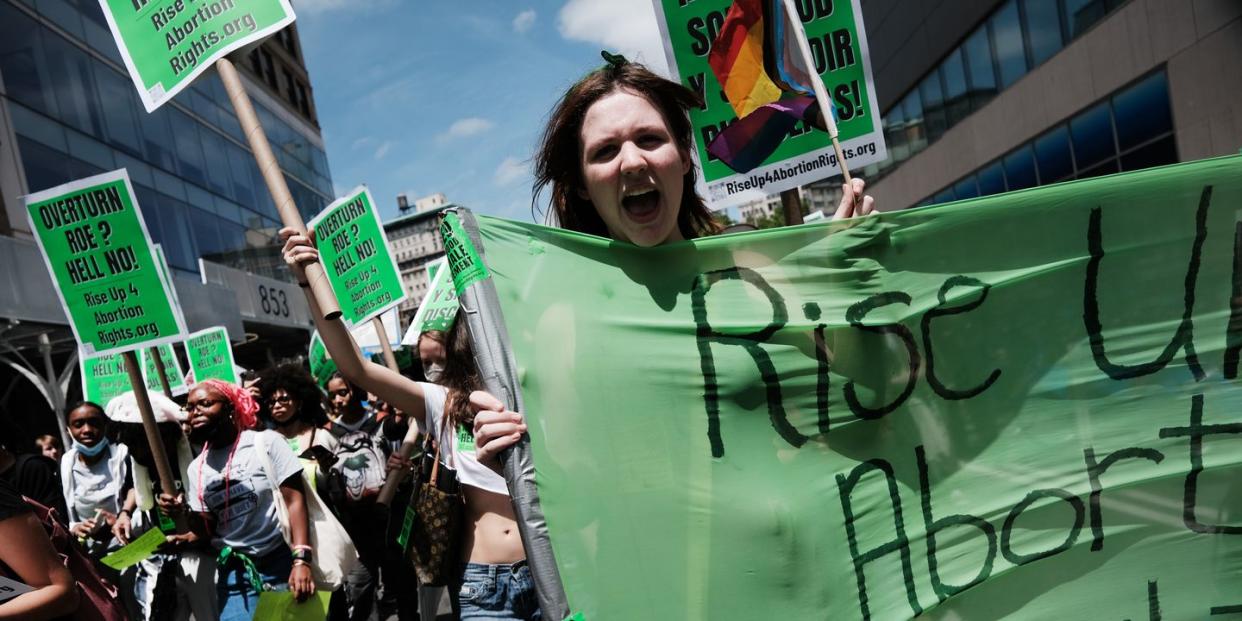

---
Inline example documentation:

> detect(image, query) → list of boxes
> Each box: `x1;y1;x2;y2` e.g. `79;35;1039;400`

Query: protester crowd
0;58;873;621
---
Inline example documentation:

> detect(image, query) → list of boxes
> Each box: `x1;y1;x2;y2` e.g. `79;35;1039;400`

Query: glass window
991;0;1028;89
1120;135;1178;172
884;105;909;162
954;176;980;200
1003;145;1038;190
76;0;120;63
156;195;198;271
9;103;67;150
189;208;224;259
17;136;70;192
1034;126;1075;184
902;91;927;154
1063;0;1107;39
138;106;178;173
977;160;1006;196
115;153;153;188
153;168;187;201
933;187;956;204
1112;72;1173;152
919;69;948;142
40;33;104;135
0;5;59;117
134;185;163;245
963;25;997;110
1023;0;1064;66
67;155;103;181
1077;159;1119;179
169;109;207;186
66;131;114;171
34;0;84;40
198;129;234;198
226;142;257;207
1069;102;1115;169
92;60;142;156
941;47;971;126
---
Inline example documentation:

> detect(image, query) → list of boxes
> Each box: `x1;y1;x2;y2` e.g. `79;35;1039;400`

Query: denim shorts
455;560;542;620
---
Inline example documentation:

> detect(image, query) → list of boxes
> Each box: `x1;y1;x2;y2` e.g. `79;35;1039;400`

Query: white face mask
423;362;445;383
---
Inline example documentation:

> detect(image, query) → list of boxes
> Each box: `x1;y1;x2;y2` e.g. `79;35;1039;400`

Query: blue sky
295;0;671;223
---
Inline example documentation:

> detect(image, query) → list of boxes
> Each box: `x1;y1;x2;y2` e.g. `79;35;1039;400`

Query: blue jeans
454;561;542;620
217;546;292;621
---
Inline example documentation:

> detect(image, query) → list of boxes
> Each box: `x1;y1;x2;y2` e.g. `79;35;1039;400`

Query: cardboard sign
142;343;188;396
652;0;886;207
185;326;236;384
308;187;406;327
401;257;458;345
23;170;186;356
96;0;296;111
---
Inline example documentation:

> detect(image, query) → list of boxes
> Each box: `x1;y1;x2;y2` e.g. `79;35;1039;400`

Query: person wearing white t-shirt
158;379;315;621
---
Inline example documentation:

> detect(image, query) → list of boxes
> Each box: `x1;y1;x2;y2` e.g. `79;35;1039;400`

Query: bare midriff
462;484;525;564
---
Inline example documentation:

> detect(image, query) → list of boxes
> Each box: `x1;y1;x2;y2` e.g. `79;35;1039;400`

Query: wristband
291;547;313;563
292;559;311;568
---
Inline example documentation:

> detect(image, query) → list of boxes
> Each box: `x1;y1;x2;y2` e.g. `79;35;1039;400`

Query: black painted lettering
844;292;920;419
921;276;1001;400
692;267;807;458
1157;393;1242;533
1083;447;1164;551
1223;221;1242;378
917;446;996;599
1083;187;1210;381
836;459;923;620
1000;488;1085;565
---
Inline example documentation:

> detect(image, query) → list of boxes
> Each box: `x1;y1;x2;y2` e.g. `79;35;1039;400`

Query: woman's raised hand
470;391;527;473
833;177;877;220
279;227;319;283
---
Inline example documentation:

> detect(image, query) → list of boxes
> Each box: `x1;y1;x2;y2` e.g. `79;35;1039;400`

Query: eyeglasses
267;395;295;406
329;389;351;398
185;399;226;412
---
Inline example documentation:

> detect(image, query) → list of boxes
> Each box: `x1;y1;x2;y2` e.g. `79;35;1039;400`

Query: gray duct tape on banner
444;208;570;620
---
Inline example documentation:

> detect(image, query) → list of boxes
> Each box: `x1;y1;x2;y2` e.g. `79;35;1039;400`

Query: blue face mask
73;437;109;457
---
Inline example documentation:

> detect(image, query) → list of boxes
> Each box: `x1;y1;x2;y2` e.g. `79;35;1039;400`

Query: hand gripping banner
442;155;1242;620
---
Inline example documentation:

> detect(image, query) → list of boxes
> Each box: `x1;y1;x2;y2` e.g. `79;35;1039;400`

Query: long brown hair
533;60;719;240
438;311;481;430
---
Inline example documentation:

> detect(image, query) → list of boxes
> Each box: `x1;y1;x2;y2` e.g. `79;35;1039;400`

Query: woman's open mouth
621;188;661;224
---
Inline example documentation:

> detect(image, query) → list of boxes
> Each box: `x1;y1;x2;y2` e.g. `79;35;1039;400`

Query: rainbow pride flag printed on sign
707;0;827;173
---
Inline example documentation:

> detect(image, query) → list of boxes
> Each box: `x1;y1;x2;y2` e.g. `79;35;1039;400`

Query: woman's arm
111;488;137;544
279;475;315;602
281;228;427;428
0;513;78;621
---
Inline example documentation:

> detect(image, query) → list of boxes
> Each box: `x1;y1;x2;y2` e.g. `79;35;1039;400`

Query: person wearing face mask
59;401;129;556
258;364;338;494
418;331;447;383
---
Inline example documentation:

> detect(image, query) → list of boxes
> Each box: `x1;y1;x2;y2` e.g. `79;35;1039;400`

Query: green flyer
100;526;166;571
651;0;886;207
308;330;336;387
96;0;296;112
308;186;406;327
80;353;132;406
142;343;188;396
401;257;458;344
23;170;186;356
185;326;236;384
252;590;331;621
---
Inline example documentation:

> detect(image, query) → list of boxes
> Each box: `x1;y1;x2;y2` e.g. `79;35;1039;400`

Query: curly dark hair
257;363;328;429
533;59;719;240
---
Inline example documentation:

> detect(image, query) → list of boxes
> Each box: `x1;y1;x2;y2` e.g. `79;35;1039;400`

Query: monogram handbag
407;409;464;586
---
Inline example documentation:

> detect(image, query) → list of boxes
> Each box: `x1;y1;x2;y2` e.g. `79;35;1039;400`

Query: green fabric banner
475;156;1242;619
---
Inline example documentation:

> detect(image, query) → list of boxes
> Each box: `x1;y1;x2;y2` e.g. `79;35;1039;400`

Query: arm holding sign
0;481;77;620
280;228;428;431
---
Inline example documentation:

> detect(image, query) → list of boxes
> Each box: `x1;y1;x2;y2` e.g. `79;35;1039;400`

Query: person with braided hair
157;379;315;621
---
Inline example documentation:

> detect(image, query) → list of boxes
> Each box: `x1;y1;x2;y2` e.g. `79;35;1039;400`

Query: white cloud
513;9;536;33
558;0;669;75
438;117;495;142
351;136;374;150
374;140;393;160
494;157;528;186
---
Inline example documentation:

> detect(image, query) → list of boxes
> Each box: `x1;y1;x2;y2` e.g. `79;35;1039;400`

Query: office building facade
820;0;1242;210
0;0;335;436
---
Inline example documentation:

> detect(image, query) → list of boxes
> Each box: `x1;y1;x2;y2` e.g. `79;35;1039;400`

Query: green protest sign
441;212;489;296
96;0;295;112
100;526;166;570
471;156;1242;619
652;0;885;207
185;326;236;384
80;353;132;406
252;590;331;621
308;187;406;327
23;170;186;356
401;258;458;345
142;343;188;396
308;331;336;387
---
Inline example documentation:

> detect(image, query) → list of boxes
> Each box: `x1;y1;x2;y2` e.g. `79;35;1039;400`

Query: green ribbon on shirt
218;546;267;594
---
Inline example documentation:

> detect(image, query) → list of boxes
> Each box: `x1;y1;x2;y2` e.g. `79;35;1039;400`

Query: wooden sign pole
121;351;179;512
148;347;174;400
